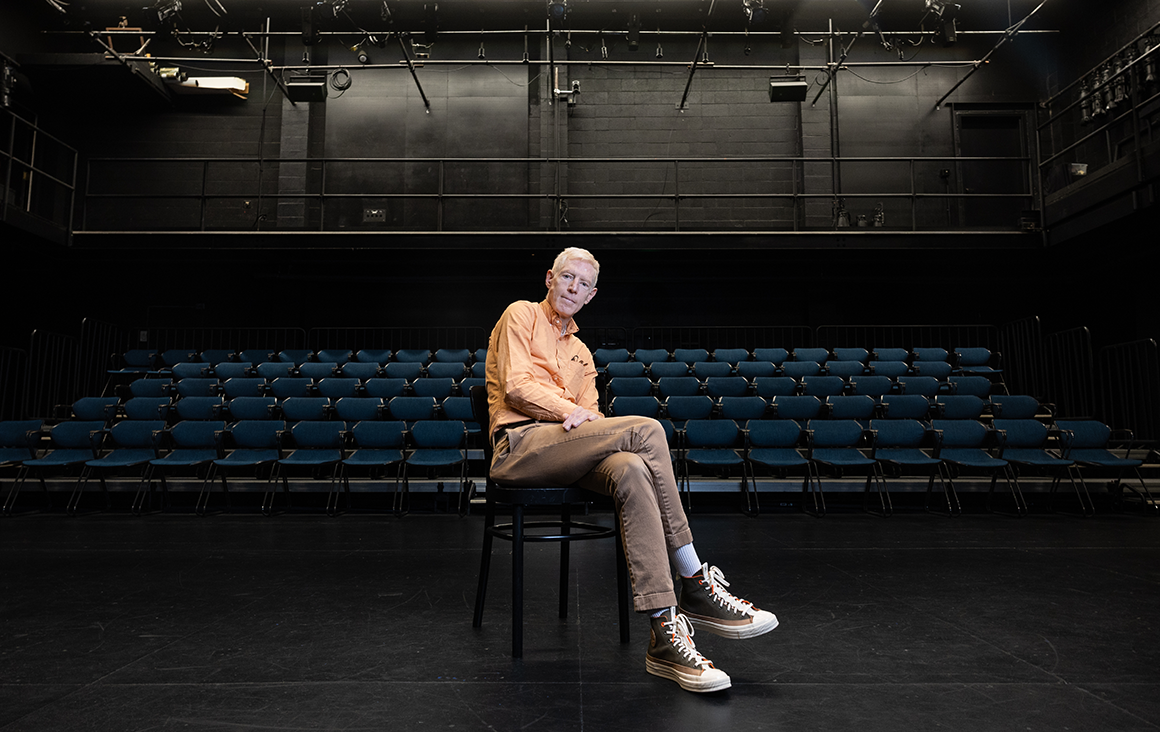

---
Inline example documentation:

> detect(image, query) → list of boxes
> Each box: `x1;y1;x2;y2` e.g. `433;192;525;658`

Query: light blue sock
672;543;704;578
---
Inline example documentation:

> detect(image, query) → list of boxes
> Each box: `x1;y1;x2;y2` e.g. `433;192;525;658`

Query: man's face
545;259;598;321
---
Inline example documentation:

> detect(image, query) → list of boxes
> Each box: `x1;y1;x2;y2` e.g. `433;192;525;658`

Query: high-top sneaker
645;608;731;693
678;563;779;640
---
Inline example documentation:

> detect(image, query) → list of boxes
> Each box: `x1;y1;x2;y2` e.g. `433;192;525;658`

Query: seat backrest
49;420;105;449
826;395;875;421
290;420;346;448
832;347;869;363
72;396;121;421
411;377;456;398
754;376;798;398
470;385;492;455
277;350;313;365
772;395;822;421
280;397;330;421
649;362;690;379
870;419;926;448
802;375;845;397
356;349;393;365
315;350;352;365
992;418;1047;448
718;396;767;421
950;376;992;398
410;420;465;448
316;377;362;399
434;348;472;364
609;396;661;419
606;361;647;378
387;396;437;422
746;419;801;448
712;348;750;366
383;362;424;380
228;420;285;448
880;395;930;420
656;376;701;397
898;376;939;397
593;347;630;366
269;377;315;399
871;360;910;379
674;348;710;365
340;361;381;380
752;347;789;365
169;420;224;448
990;394;1039;419
351;420;407;449
692;361;733;379
826;360;867;379
684;419;739;448
123;397;172;421
298;362;338;380
935;394;985;420
954;347;991;367
737;361;777;380
931;418;988;448
224;396;276;421
107;420;165;448
808;419;864;447
872;347;909;362
793;347;830;364
912;347;948;362
427;362;468;379
334;397;384;422
912;360;952;379
633;348;670;365
0;419;42;448
393;349;431;364
782;361;821;378
664;395;714;421
849;375;893;398
607;377;653;397
363;378;408;399
1054;420;1111;449
705;376;749;398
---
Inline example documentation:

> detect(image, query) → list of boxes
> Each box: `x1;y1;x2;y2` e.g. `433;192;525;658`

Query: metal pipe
934;0;1051;110
241;32;295;105
395;33;430;111
678;0;716;111
84;29;172;104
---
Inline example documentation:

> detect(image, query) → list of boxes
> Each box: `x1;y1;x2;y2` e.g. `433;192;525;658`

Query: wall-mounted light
547;0;567;24
743;0;767;26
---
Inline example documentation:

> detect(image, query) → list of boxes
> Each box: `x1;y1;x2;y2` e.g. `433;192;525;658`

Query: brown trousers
490;416;692;611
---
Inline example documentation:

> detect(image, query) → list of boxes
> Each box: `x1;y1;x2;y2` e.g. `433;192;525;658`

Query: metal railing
1098;339;1159;440
0;347;29;421
2;107;77;237
1042;327;1096;419
79;154;1036;234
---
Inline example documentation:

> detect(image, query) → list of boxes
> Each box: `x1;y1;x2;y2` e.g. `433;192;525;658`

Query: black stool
469;385;631;658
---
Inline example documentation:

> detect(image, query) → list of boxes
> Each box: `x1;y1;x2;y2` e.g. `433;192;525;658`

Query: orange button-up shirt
485;299;601;437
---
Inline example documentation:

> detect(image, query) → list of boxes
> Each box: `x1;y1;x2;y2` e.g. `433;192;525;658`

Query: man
484;247;778;693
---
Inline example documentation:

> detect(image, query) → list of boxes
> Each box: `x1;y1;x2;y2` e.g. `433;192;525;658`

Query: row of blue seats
124;360;487;383
604;374;1003;400
608;394;1049;424
594;346;1000;371
117;376;486;402
603;358;980;381
677;416;1138;517
1;417;473;516
113;347;488;372
59;395;480;426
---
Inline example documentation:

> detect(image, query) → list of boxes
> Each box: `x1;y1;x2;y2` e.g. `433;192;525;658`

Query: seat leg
511;502;525;658
132;466;153;515
559;503;571;620
472;496;496;629
2;467;30;516
802;463;826;517
67;469;91;516
863;467;892;517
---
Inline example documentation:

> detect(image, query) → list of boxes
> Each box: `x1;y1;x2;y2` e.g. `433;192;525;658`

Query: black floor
3;508;1160;731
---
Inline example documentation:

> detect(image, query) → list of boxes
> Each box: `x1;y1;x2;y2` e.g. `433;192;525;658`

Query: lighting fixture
743;0;767;26
547;0;567;24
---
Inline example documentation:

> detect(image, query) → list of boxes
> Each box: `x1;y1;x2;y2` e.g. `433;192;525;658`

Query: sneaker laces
701;564;758;616
664;612;716;670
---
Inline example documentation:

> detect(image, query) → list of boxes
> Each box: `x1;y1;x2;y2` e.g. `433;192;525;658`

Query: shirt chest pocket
557;354;592;393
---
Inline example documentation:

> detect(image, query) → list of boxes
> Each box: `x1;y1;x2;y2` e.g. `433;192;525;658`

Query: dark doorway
957;113;1029;228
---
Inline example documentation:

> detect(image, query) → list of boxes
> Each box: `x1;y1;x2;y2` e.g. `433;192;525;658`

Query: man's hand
562;404;602;431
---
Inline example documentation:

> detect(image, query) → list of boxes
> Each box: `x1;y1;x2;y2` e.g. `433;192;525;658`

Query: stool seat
470;386;631;658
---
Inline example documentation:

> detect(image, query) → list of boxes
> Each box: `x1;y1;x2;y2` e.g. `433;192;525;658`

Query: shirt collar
540;299;580;337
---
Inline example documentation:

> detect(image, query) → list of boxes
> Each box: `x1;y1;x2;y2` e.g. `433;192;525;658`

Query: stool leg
512;502;525;658
559;503;571;619
472;496;496;629
616;529;631;644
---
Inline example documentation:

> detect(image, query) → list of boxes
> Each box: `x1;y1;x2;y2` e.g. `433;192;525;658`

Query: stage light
547;0;567;24
743;0;767;26
356;47;370;64
627;14;641;52
768;75;807;102
147;0;181;25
